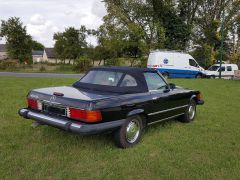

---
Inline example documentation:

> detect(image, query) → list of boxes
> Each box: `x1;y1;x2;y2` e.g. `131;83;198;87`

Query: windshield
208;65;219;71
80;70;123;86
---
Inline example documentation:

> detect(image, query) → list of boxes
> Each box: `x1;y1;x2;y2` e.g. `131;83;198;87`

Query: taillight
67;107;102;123
27;98;42;110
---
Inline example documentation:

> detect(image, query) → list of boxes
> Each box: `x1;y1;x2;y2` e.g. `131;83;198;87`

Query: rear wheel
178;99;196;123
113;115;143;148
196;73;202;78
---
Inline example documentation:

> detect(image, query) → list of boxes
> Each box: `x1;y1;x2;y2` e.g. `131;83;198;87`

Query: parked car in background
147;50;205;78
19;66;204;148
205;64;238;79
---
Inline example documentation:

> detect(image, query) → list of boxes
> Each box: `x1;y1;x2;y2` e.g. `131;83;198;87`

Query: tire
113;115;143;148
162;72;169;79
210;75;215;79
178;99;196;123
196;74;202;79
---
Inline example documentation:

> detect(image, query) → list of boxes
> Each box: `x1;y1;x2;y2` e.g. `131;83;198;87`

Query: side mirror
169;83;176;89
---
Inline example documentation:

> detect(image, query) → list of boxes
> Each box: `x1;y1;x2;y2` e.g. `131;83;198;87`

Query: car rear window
80;70;123;86
120;74;137;87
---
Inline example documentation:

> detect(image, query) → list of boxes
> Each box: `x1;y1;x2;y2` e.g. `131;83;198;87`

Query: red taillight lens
67;107;102;123
27;98;42;110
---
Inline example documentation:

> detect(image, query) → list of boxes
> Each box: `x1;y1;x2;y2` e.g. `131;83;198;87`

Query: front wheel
113;115;143;148
178;99;196;123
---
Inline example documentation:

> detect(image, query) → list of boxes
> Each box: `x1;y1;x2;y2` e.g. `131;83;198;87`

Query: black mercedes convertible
19;66;204;148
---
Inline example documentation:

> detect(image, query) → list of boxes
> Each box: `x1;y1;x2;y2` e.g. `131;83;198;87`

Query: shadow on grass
27;117;183;150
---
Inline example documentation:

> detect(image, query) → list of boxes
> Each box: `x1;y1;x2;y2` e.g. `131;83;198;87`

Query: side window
144;72;167;91
189;59;198;67
218;66;226;72
227;66;232;71
120;74;137;87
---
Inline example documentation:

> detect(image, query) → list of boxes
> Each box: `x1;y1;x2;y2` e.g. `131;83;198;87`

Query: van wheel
210;75;215;79
196;74;202;78
113;115;143;148
162;72;169;79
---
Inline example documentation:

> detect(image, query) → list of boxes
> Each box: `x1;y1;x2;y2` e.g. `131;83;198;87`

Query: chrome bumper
18;108;125;135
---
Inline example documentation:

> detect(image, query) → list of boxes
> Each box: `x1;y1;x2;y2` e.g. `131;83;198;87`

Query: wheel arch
127;109;148;127
190;94;198;104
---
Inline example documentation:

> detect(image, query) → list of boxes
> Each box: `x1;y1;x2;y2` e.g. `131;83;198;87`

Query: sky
0;0;107;47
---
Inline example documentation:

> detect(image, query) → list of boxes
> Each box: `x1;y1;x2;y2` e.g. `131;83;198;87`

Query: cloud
27;14;59;47
30;14;46;26
0;0;107;47
92;0;107;18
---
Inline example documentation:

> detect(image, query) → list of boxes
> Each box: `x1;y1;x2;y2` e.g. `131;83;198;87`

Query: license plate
43;103;66;116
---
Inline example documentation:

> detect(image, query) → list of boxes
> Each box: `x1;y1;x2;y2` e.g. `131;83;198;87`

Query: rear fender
127;109;147;127
127;109;144;117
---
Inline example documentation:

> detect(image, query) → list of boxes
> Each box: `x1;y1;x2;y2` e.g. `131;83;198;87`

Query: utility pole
219;7;225;78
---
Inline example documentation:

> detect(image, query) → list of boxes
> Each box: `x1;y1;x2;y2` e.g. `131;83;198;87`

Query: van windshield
208;65;219;71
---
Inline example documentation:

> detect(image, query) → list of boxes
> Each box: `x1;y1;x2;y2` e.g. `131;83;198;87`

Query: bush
135;57;147;68
105;58;128;66
73;57;92;72
39;66;46;72
0;60;18;71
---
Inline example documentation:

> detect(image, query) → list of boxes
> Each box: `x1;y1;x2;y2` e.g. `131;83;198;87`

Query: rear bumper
18;108;125;135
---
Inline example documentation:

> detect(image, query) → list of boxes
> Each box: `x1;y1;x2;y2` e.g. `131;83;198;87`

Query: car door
144;72;187;124
218;66;226;77
189;59;199;77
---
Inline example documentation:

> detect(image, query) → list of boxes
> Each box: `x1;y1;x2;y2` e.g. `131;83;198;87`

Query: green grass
0;77;240;179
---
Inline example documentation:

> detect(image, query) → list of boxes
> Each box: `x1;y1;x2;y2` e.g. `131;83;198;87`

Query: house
43;48;71;64
0;44;7;60
32;50;44;63
43;48;58;63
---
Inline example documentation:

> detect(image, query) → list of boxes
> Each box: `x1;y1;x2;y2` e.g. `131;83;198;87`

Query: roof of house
32;50;44;56
44;48;55;58
0;44;6;52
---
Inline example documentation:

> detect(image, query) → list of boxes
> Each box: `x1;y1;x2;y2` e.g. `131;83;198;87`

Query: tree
191;0;240;65
53;26;87;64
31;40;44;50
0;17;32;63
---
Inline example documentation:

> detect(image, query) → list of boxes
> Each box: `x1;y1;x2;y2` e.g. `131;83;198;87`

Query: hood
205;70;217;76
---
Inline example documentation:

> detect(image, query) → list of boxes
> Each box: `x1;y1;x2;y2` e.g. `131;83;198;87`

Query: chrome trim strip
148;105;188;116
148;113;184;125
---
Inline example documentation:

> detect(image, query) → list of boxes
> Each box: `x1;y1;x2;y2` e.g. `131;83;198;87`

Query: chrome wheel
188;103;196;120
126;119;140;143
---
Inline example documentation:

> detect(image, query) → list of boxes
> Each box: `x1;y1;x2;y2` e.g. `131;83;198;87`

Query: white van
205;64;238;79
147;50;205;78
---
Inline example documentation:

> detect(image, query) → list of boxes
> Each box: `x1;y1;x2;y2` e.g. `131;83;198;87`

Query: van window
227;66;232;71
189;59;198;67
144;72;167;91
218;66;225;72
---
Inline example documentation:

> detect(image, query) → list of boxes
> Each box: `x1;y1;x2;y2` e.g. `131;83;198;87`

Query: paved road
0;72;84;78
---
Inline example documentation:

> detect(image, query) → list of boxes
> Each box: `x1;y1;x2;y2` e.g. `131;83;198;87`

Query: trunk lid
28;86;117;110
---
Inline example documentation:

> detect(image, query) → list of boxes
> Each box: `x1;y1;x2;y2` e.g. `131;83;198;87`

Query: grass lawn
0;77;239;179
